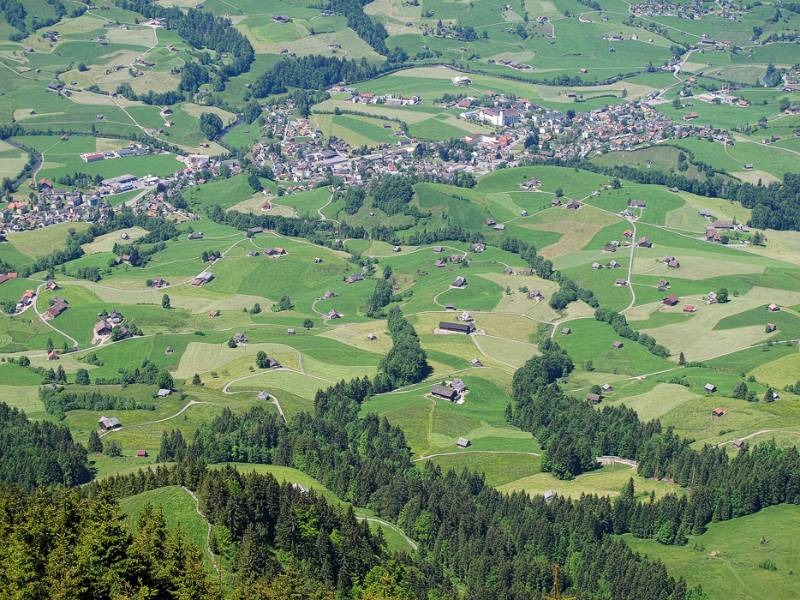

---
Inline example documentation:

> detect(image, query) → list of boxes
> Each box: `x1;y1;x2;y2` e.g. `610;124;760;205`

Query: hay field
499;463;680;500
0;140;27;179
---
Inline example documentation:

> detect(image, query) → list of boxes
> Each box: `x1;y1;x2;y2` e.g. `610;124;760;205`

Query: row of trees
330;0;389;54
39;385;156;419
250;55;390;98
595;307;671;357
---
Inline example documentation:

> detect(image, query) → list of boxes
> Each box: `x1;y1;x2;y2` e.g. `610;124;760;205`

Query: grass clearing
623;505;800;600
499;463;680;500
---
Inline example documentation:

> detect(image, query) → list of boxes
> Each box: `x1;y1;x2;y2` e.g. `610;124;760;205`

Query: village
0;87;743;236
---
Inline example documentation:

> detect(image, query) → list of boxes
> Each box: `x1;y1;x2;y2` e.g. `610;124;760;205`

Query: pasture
623;505;800;600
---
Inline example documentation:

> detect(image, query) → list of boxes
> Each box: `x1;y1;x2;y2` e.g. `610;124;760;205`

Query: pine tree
88;430;103;453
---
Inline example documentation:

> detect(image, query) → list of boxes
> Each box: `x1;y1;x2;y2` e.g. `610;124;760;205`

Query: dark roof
439;321;474;333
431;385;458;399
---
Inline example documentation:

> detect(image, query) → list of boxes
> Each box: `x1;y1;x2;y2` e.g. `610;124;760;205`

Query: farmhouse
45;297;69;320
451;276;467;288
704;383;717;393
433;246;444;253
192;272;214;286
586;393;602;403
136;450;148;457
435;259;447;267
98;416;121;431
712;408;727;417
452;76;472;86
664;256;681;268
657;279;670;291
602;383;614;392
431;384;459;401
325;309;342;320
187;231;204;240
608;260;621;269
561;327;571;335
528;289;544;301
662;294;679;307
471;358;483;367
94;319;112;336
156;389;172;398
766;323;777;332
456;437;471;448
628;199;647;209
233;332;247;345
345;273;365;284
264;247;287;257
438;321;475;334
637;237;652;248
768;303;780;312
544;490;556;503
711;220;735;230
615;279;628;287
611;341;623;349
683;304;696;313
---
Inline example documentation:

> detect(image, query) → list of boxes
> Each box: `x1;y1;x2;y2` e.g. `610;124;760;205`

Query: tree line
39;385;156;420
250;55;394;98
330;0;389;54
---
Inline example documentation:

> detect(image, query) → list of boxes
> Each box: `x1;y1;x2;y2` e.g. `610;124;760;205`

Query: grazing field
624;505;800;600
5;221;91;259
0;140;27;180
499;463;680;500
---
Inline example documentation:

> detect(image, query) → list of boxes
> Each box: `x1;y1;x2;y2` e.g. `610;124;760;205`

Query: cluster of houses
538;101;733;160
349;92;421;106
1;182;114;232
486;57;533;71
93;309;127;340
704;219;744;243
630;0;715;20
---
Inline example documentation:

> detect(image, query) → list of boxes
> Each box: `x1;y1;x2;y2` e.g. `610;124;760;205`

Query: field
624;505;800;600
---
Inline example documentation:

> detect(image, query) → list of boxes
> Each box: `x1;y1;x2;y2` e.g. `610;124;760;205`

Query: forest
0;402;92;489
